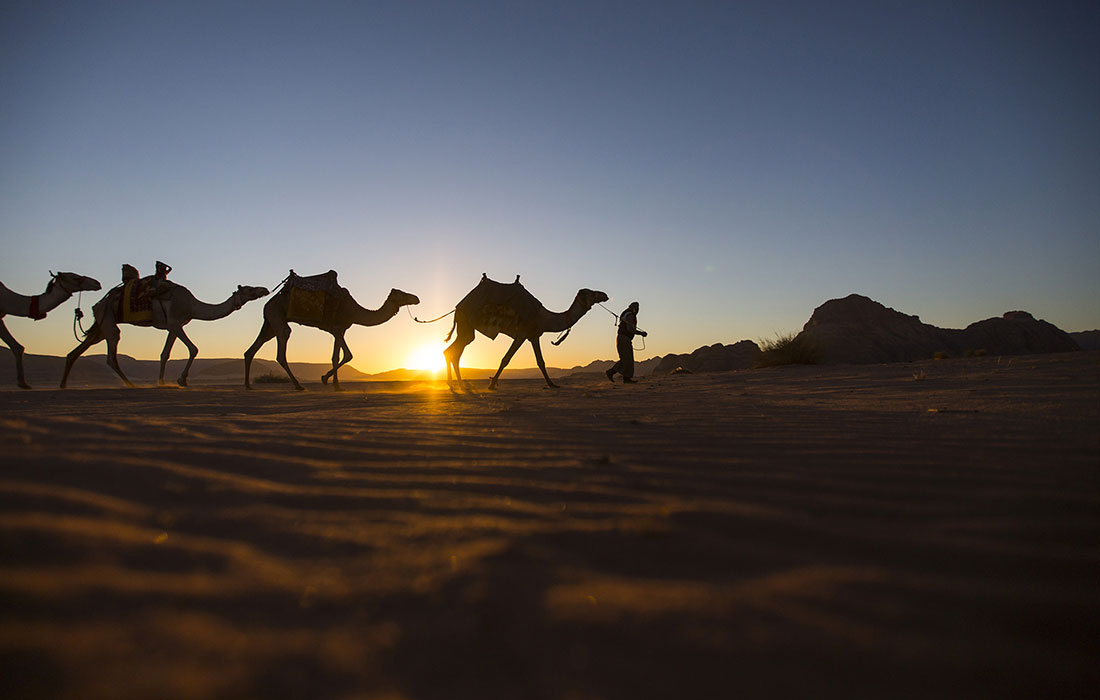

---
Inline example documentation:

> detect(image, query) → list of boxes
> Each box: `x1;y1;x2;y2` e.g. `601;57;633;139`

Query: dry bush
756;332;822;367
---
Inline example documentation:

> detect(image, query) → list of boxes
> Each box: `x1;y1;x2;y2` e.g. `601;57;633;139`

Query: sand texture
1;352;1098;699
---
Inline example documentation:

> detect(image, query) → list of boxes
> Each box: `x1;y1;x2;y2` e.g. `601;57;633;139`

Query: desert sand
1;352;1098;699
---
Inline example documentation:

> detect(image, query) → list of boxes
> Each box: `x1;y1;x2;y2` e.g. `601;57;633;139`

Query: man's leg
618;336;635;383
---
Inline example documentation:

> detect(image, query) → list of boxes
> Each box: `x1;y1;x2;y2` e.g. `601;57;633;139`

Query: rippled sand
1;352;1098;699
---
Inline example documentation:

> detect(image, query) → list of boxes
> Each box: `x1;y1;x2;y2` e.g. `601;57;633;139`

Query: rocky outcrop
959;311;1079;356
798;295;1080;364
651;340;761;376
799;294;954;364
1069;330;1100;351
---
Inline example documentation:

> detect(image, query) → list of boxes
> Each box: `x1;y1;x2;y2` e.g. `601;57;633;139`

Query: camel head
49;271;102;295
576;288;609;310
234;285;270;306
387;288;420;308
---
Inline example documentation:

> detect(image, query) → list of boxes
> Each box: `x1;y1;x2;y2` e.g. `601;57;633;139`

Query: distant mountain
651;341;761;376
0;348;571;387
0;348;117;387
195;358;371;383
1069;330;1100;350
0;350;374;387
798;295;1080;364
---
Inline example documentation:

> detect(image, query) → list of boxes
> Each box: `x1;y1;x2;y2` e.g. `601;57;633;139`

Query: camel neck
540;296;589;333
351;297;401;327
10;281;74;318
189;293;241;321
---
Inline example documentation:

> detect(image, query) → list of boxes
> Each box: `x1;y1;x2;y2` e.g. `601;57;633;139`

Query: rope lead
72;291;87;340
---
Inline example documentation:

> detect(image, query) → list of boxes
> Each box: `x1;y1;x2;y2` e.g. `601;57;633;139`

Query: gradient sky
2;0;1098;375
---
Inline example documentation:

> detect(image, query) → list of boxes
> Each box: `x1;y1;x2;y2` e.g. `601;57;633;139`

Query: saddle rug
287;287;332;324
284;270;344;324
457;276;543;339
119;278;155;323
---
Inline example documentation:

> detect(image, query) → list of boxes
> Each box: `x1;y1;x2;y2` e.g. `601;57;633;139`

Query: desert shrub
933;351;951;360
964;348;988;358
254;372;291;384
756;332;822;367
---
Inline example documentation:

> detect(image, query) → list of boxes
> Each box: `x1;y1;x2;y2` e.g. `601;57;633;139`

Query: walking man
606;301;646;383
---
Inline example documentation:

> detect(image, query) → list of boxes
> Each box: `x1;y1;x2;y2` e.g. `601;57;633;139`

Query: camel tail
444;316;457;342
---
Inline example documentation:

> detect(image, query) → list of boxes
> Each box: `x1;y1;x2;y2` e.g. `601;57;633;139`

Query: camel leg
530;337;558;388
489;337;525;390
103;324;135;388
173;327;199;387
274;326;304;391
321;332;353;390
243;320;276;389
0;319;30;389
444;324;475;392
61;325;105;388
159;332;177;386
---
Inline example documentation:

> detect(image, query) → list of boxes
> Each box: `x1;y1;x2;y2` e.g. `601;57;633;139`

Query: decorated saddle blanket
118;278;158;323
286;269;341;293
457;276;543;339
285;270;345;324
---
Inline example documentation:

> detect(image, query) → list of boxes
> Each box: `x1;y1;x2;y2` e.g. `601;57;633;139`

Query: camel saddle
285;270;345;324
117;277;167;323
458;275;543;339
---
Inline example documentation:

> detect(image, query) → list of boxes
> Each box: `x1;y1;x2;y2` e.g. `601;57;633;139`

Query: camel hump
456;275;543;320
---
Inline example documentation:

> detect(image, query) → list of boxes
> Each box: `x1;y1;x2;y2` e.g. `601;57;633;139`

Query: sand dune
1;352;1098;698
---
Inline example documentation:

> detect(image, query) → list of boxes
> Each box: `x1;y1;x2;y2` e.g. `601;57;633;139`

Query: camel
243;271;420;390
444;274;609;390
0;272;102;389
60;280;270;388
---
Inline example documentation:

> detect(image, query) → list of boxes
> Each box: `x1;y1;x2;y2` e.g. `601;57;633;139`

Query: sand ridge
1;352;1098;698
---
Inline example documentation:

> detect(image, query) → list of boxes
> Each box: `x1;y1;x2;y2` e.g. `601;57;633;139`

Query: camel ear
238;285;243;291
50;270;55;278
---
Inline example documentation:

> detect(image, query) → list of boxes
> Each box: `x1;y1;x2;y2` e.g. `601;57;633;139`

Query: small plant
254;372;291;384
963;348;988;358
912;369;926;381
933;351;951;360
756;332;822;367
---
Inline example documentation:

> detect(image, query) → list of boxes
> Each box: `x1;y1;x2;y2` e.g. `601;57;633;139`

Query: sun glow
406;343;447;375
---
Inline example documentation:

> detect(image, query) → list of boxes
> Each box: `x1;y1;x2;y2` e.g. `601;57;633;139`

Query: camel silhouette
60;280;269;388
444;274;608;390
244;271;419;390
0;272;101;389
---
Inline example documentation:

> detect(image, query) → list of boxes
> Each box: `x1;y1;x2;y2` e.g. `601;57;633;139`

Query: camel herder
606;301;646;383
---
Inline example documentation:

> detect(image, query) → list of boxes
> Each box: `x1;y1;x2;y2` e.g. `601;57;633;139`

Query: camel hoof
547;382;560;389
321;375;329;385
294;384;305;391
177;377;188;387
18;383;31;390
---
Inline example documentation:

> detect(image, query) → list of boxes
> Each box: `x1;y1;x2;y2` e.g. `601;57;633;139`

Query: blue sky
2;1;1098;374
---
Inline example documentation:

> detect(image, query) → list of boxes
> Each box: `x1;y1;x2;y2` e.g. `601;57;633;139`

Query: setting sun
406;343;447;374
